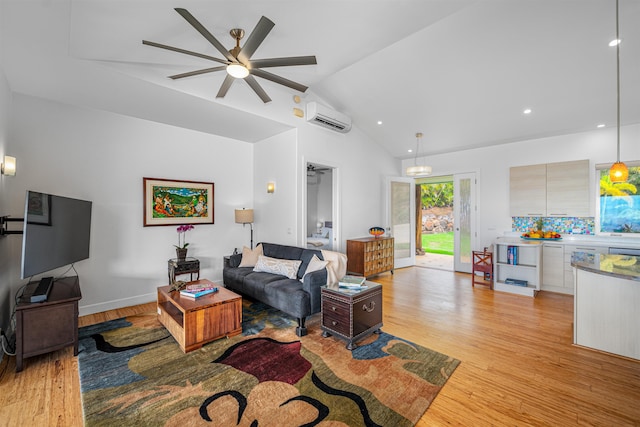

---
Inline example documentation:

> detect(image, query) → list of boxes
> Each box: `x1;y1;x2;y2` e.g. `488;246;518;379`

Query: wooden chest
321;283;383;350
346;236;394;277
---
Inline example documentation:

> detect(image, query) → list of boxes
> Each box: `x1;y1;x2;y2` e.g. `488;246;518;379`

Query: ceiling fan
307;164;330;176
143;8;317;103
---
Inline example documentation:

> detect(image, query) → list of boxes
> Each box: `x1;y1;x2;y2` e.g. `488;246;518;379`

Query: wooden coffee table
157;280;242;352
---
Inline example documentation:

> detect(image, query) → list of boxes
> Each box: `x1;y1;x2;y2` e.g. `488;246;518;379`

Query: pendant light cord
414;132;423;165
616;0;621;163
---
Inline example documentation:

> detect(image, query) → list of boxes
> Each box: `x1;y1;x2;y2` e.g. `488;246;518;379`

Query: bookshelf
493;241;542;297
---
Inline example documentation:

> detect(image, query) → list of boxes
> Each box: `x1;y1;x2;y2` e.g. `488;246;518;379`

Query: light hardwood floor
1;267;639;426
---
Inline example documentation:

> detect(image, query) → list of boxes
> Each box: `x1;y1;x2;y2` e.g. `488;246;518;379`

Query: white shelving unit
493;241;542;297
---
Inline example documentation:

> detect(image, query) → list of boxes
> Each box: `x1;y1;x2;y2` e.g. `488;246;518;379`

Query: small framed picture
143;177;214;226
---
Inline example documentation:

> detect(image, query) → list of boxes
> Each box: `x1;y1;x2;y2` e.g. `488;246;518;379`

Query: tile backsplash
512;217;595;234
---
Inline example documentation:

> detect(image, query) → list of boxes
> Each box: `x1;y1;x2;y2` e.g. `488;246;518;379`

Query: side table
15;276;82;372
168;257;200;284
321;281;383;350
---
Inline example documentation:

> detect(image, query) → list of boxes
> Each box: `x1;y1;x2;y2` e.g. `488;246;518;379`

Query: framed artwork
26;191;52;225
143;177;214;226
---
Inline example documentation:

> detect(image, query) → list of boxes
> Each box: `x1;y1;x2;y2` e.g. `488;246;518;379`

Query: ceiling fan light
406;165;432;177
609;161;628;182
227;64;249;79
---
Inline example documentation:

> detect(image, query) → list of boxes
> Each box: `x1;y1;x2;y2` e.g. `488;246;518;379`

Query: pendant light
406;132;432;177
609;0;629;183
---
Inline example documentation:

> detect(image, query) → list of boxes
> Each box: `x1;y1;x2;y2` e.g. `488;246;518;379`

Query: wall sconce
235;208;254;249
267;182;275;194
1;155;16;176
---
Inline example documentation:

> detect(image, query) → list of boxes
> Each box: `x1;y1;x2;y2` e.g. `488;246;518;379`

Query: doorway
415;176;454;271
414;173;476;273
306;162;335;251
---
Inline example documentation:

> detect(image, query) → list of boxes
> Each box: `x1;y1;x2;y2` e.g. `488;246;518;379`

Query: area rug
78;301;459;426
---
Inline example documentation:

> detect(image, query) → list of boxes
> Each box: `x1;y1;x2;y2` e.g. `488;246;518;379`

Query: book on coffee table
180;288;218;298
185;283;216;292
338;275;366;289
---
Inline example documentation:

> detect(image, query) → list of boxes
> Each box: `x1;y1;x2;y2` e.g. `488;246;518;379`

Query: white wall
296;124;401;251
7;94;255;315
0;61;14;342
317;171;333;227
253;129;298;247
402;124;640;250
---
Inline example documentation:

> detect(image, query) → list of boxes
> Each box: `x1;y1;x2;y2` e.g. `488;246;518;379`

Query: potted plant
175;224;195;260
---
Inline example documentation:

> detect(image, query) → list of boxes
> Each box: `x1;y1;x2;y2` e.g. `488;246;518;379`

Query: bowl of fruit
369;226;385;238
521;230;562;240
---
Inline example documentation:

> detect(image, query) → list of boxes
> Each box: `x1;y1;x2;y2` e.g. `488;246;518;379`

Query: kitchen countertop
496;234;640;249
571;252;640;282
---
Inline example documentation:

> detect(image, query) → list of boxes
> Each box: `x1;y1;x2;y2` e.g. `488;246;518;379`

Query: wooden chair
472;247;493;289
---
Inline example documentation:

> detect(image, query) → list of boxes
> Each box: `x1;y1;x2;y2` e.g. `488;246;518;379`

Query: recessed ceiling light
408;149;413;153
377;120;383;125
523;108;532;115
609;39;621;47
597;123;605;128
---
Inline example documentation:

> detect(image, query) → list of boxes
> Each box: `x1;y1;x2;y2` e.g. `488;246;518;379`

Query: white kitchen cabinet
563;244;609;295
509;164;546;217
493;241;542;297
509;159;590;217
542;243;564;293
546;160;590;217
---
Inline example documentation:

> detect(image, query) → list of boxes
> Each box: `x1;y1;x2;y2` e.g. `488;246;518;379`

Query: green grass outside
421;232;454;255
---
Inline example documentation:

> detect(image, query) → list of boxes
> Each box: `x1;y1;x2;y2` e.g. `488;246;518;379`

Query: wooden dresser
346;236;394;278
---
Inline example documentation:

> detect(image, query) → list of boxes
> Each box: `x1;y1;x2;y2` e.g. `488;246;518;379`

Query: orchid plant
175;224;195;249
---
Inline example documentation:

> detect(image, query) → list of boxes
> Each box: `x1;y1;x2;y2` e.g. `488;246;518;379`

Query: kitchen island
572;252;640;360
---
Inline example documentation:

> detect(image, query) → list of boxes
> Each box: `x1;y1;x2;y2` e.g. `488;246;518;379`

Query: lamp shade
235;208;254;224
406;165;432;177
1;155;16;176
610;161;629;183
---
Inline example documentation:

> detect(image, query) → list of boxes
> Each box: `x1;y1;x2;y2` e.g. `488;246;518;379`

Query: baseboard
79;292;157;317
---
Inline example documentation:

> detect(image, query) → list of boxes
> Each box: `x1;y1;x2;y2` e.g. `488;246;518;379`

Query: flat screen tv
21;191;93;279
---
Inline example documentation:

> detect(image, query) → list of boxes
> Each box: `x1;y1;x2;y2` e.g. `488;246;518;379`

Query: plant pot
176;248;188;261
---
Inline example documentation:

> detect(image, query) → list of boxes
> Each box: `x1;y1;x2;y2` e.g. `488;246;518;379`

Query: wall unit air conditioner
306;102;352;133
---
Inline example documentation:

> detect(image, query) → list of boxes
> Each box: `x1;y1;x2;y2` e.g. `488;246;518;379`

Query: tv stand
15;276;82;372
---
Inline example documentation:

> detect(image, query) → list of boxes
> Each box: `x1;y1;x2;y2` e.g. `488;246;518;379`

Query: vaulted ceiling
2;0;639;159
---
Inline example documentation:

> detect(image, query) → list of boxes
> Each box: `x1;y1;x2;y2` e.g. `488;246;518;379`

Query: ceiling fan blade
174;8;236;63
244;75;272;103
216;74;235;98
249;56;317;69
143;40;228;64
169;66;226;80
237;16;275;64
250;69;308;93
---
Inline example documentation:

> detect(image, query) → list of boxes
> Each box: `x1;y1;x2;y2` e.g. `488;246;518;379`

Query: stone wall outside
422;207;453;234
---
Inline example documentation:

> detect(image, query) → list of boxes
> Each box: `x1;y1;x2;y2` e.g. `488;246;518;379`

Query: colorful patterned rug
78;301;459;426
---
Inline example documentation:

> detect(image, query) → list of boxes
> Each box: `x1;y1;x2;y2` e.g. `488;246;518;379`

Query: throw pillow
301;254;328;281
253;255;302;280
238;244;263;267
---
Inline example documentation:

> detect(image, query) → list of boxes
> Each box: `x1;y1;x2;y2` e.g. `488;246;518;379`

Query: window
598;163;640;234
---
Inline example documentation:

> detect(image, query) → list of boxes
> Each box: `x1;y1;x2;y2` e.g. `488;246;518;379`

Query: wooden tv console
14;276;82;372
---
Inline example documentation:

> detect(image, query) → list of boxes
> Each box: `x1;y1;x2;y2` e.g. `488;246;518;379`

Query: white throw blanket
321;250;348;287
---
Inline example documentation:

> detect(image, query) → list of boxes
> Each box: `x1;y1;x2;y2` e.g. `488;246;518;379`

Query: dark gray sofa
223;242;328;336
